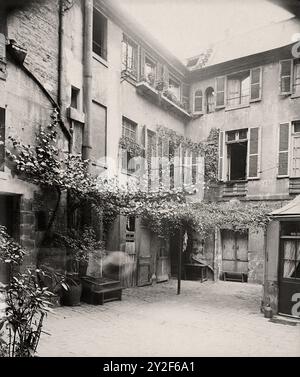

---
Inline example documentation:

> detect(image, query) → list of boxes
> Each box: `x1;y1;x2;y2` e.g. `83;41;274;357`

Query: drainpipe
82;0;93;164
58;0;63;110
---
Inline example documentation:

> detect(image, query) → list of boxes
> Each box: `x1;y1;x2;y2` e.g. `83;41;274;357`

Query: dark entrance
279;221;300;318
0;195;20;283
228;142;247;181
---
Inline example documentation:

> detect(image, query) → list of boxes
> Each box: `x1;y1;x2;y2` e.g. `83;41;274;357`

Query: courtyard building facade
0;0;299;318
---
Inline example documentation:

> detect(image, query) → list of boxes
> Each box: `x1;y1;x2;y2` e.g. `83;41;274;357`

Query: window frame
193;89;203;114
121;117;138;175
168;74;181;101
122;34;138;78
93;8;108;61
144;54;157;86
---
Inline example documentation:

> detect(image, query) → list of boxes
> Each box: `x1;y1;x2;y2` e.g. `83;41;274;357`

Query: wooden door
119;216;137;288
136;225;152;286
222;230;248;274
156;238;170;283
279;237;300;318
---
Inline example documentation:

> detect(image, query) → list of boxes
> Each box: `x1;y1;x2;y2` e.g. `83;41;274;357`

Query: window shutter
218;131;225;181
278;123;290;176
162;138;170;188
194;90;203;113
279;60;293;95
139;47;145;80
0;108;5;172
250;67;262;101
247;127;261;179
215;76;226;108
181;83;190;112
162;65;169;87
0;33;5;61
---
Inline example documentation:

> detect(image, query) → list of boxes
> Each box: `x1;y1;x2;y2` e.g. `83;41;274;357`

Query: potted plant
55;227;106;306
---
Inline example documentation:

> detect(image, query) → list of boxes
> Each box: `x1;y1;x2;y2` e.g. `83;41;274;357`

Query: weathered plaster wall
187;59;300;199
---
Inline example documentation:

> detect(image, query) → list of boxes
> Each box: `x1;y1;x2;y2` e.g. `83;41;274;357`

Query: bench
223;271;247;282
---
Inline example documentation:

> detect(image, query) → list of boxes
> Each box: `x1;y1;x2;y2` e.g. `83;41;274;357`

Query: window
122;117;137;174
291;121;300;177
93;8;107;60
144;56;156;86
122;35;138;77
279;60;293;95
122;117;137;141
168;76;181;100
0;107;5;172
194;89;203;113
219;127;261;182
205;87;215;113
227;71;250;107
293;59;300;96
71;86;80;109
226;130;248;181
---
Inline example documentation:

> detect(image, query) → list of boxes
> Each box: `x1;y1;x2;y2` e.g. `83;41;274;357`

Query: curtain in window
283;240;300;279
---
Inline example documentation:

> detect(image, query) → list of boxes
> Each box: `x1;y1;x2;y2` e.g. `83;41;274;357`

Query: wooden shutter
181;83;190;112
0;33;5;61
162;138;170;188
247;127;261;179
278;123;290;176
162;65;169;87
0;108;5;172
250;67;262;101
215;76;226;108
194;90;203;113
279;60;293;95
218;131;225;181
139;47;145;80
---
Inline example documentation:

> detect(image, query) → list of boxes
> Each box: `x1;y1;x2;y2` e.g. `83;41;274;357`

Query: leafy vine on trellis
119;136;144;158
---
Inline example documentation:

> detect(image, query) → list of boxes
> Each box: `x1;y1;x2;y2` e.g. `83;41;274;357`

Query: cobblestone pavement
38;280;300;357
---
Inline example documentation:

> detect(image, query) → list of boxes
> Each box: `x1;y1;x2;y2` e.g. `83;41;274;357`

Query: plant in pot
55;227;106;306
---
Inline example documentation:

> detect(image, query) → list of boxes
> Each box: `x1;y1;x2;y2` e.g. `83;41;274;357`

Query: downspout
58;0;63;110
82;0;93;164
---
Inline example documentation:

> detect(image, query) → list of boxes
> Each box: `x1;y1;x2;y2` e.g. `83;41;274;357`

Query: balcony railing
136;79;191;119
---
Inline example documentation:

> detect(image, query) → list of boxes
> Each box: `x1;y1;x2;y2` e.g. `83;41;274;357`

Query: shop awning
271;195;300;218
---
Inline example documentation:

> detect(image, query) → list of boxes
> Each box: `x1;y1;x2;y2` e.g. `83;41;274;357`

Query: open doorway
0;195;20;283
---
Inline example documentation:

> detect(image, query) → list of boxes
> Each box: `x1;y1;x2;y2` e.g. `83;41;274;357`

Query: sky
111;0;294;63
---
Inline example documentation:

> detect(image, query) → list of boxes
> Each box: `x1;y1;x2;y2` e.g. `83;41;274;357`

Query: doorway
278;221;300;318
0;195;20;283
221;230;248;279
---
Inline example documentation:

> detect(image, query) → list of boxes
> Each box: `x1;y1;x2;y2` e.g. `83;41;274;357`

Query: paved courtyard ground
38;280;300;357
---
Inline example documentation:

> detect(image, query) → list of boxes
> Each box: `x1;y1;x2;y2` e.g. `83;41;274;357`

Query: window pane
281;76;291;93
195;96;202;112
281;60;292;76
284;241;296;260
283;260;296;278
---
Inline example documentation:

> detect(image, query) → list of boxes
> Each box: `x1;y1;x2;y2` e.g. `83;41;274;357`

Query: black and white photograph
0;0;299;361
